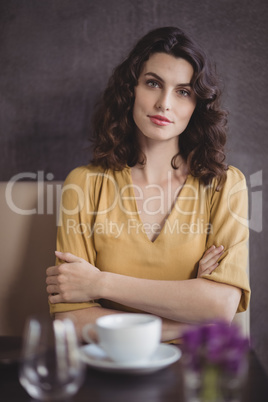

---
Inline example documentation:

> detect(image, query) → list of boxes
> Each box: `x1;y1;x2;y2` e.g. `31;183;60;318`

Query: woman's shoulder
63;164;104;186
222;166;247;193
209;165;247;197
190;165;246;192
226;165;246;182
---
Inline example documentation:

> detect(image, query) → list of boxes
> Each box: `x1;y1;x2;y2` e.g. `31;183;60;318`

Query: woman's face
133;52;196;145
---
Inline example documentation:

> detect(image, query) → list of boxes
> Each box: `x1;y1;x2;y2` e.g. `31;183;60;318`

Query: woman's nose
155;91;171;111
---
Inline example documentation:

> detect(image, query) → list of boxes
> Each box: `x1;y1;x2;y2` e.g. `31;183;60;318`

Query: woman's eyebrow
144;72;165;83
144;72;192;87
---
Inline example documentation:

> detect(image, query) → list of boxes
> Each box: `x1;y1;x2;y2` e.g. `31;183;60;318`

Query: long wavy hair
91;26;228;187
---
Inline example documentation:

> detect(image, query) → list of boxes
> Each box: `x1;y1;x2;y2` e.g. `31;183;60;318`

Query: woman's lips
148;115;172;126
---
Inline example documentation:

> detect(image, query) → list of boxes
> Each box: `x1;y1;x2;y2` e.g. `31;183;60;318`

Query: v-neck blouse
50;164;250;315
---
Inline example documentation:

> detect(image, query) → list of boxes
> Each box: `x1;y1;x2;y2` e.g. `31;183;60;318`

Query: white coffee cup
82;313;162;365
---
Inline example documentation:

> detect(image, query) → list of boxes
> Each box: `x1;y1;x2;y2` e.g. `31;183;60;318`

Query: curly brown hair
91;26;228;187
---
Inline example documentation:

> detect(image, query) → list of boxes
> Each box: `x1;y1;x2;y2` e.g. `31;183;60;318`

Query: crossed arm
46;245;241;342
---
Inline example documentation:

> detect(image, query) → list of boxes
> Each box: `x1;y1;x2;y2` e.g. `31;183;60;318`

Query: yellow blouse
50;164;250;315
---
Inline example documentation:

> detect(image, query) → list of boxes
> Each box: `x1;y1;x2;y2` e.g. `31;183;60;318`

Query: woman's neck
132;137;186;185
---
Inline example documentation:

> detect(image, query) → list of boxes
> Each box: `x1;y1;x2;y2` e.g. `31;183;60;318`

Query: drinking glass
19;317;85;401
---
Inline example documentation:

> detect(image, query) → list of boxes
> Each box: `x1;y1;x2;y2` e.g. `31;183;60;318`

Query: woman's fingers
46;275;58;285
46;252;82;297
201;245;224;265
48;293;62;304
46;251;82;280
46;265;60;277
201;245;216;262
197;245;225;277
200;262;219;276
202;245;216;257
55;251;82;263
46;284;59;294
202;246;224;264
46;254;100;302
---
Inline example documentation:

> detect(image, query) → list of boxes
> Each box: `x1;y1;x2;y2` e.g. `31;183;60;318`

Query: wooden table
0;336;267;402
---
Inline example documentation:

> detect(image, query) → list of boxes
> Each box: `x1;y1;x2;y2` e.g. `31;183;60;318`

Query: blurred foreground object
182;321;249;402
19;317;85;400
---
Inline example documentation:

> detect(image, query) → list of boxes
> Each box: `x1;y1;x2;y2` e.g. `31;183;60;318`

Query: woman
46;27;250;342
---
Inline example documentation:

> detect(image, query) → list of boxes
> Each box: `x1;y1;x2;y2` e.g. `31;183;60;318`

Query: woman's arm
47;246;240;329
54;307;191;343
54;307;123;342
99;271;241;323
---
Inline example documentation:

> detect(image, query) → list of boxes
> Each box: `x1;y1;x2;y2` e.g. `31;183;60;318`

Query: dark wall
1;0;267;372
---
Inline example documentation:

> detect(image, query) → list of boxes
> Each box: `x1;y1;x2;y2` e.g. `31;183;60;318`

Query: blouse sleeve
201;166;250;312
49;166;101;315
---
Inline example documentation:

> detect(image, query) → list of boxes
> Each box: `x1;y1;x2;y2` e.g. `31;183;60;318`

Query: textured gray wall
1;0;267;373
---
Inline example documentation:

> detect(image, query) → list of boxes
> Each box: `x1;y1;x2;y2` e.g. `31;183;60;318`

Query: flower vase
183;360;248;402
181;321;249;402
184;365;224;402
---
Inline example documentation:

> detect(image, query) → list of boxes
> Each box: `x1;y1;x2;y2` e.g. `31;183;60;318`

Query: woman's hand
46;251;102;303
197;245;224;278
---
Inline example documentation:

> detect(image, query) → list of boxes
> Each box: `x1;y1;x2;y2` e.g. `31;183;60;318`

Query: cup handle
82;323;98;344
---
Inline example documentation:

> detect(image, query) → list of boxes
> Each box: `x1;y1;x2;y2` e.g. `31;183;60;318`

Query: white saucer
80;343;181;374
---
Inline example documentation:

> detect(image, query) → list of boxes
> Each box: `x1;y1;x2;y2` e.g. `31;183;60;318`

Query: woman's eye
146;80;160;88
178;89;190;97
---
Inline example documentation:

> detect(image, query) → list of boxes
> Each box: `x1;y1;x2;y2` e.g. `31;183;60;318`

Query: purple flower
182;321;249;374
